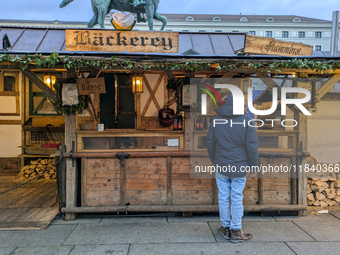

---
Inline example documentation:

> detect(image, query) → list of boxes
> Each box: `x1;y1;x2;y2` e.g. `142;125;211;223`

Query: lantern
132;76;143;93
173;112;183;131
43;75;56;91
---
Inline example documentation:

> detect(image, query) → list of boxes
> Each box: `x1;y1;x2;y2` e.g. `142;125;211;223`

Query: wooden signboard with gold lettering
77;78;106;95
66;30;179;53
244;35;313;57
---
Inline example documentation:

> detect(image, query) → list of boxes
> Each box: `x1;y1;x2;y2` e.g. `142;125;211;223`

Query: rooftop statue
60;0;167;30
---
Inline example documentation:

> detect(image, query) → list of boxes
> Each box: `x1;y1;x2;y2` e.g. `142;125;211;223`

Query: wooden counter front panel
82;158;120;207
81;156;294;208
172;158;214;205
125;158;167;205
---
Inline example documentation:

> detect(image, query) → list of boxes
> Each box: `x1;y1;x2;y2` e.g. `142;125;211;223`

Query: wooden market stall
2;26;340;221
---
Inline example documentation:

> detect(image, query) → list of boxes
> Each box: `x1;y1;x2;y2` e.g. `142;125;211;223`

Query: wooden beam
61;204;306;213
316;73;340;101
165;71;177;81
65;114;77;221
256;72;297;112
141;74;162;116
23;70;57;102
65;151;310;159
0;120;22;125
256;72;279;89
295;112;308;216
213;72;237;85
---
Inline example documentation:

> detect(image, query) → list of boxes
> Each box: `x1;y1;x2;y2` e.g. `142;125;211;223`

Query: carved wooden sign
66;30;179;53
77;78;106;95
244;35;313;56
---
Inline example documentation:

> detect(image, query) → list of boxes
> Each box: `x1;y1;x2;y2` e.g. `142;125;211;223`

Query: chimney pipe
330;11;339;56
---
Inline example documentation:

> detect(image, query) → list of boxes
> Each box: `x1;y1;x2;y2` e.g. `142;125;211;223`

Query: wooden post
65;114;78;220
291;156;298;205
296;112;308;216
184;71;195;151
184;110;191;151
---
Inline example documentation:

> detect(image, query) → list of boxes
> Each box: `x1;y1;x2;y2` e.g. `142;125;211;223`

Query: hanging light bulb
43;75;57;91
132;76;143;93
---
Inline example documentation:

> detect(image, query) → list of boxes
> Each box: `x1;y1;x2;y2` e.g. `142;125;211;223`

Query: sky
0;0;338;22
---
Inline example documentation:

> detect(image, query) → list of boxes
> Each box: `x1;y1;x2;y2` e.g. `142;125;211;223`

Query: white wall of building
308;101;340;163
0;125;22;157
0;72;23;157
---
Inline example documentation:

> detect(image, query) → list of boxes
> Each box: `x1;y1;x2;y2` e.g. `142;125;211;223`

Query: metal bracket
115;152;131;167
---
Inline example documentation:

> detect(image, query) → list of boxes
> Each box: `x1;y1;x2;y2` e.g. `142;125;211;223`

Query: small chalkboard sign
77;77;106;95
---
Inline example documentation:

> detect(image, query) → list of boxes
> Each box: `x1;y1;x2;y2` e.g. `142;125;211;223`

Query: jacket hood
215;93;235;117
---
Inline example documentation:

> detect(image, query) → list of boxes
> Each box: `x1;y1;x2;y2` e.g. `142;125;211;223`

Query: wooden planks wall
82;158;120;207
125;158;167;205
81;156;296;208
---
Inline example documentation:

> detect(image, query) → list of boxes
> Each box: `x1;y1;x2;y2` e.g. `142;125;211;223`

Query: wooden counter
62;150;308;214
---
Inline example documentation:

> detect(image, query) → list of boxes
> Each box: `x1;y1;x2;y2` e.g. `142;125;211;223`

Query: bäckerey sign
244;34;313;56
66;30;179;53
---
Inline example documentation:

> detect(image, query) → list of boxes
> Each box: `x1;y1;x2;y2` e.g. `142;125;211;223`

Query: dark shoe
219;226;230;240
230;229;252;243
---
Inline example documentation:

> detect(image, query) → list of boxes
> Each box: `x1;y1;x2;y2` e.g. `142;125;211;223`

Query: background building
1;14;339;52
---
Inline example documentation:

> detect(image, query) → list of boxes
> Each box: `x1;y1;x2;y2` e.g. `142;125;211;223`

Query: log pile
19;159;57;180
307;157;340;207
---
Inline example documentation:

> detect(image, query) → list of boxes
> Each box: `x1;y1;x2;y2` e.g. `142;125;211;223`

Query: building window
213;17;221;21
198;30;206;32
186;16;194;21
266;17;275;22
293;18;301;22
315;45;322;51
215;30;222;32
0;72;20;116
182;30;189;32
298;32;305;38
248;31;255;35
315;32;322;38
282;31;289;38
240;17;248;22
265;31;272;37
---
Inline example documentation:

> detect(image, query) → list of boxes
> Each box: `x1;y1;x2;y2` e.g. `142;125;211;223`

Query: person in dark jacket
206;93;258;243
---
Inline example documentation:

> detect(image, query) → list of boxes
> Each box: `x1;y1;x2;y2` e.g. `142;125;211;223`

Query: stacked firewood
19;159;57;180
307;157;340;207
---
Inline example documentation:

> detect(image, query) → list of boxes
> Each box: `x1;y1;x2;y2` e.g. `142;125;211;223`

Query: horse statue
60;0;167;30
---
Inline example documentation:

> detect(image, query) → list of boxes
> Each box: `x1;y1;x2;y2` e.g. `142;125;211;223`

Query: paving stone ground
1;212;340;255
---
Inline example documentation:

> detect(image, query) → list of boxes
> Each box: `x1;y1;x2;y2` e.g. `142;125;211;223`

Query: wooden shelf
23;126;65;132
18;154;54;158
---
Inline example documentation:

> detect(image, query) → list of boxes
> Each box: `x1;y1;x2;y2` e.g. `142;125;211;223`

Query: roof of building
160;14;330;23
0;19;87;25
0;26;339;59
0;14;330;27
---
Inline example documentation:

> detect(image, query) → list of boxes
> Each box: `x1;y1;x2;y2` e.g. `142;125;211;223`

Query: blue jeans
216;176;247;230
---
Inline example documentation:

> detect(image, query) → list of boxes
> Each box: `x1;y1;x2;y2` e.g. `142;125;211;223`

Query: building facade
133;14;338;52
1;14;337;52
